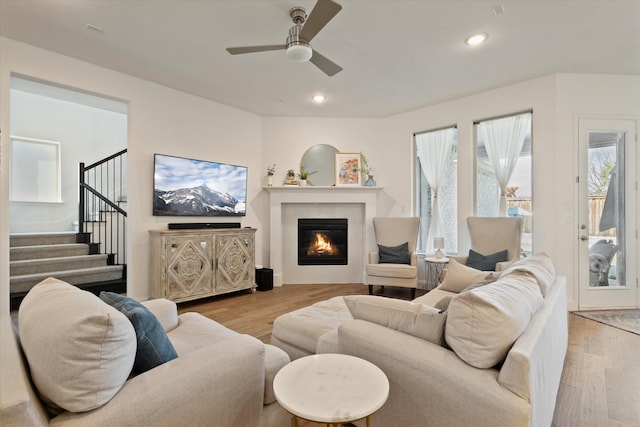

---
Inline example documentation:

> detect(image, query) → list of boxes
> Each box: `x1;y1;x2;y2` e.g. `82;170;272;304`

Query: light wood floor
178;284;640;427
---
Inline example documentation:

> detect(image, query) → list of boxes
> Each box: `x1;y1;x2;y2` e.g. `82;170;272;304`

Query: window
415;127;458;255
11;136;61;203
475;112;532;256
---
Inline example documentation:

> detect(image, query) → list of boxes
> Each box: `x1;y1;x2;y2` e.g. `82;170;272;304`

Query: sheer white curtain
478;113;531;215
416;128;455;254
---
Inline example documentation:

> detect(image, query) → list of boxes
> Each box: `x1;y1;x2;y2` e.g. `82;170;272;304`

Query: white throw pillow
18;278;136;413
343;295;446;345
445;274;543;368
440;259;496;293
499;252;556;296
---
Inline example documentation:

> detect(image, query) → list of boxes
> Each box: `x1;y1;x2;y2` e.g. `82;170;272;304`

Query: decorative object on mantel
284;169;297;186
360;152;377;187
335;152;362;186
297;166;316;186
300;144;338;186
266;164;276;187
364;175;376;187
434;237;445;259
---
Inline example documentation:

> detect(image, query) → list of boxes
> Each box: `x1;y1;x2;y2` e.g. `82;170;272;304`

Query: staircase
9;150;127;309
9;232;126;310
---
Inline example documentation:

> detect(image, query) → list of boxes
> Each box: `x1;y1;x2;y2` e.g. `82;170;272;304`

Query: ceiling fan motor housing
289;6;307;24
286;24;312;62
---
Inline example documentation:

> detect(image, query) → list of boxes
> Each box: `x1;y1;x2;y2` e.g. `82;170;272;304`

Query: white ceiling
1;0;639;118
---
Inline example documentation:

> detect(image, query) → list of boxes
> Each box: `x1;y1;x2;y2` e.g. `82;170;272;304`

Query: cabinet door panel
165;236;213;300
215;233;255;292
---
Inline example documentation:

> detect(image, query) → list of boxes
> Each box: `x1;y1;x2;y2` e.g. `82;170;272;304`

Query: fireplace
298;218;348;265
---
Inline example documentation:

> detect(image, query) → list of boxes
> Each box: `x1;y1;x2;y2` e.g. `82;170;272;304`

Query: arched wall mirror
300;144;338;186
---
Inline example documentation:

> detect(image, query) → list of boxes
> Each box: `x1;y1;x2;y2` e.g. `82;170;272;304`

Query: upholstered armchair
452;216;524;271
366;217;420;299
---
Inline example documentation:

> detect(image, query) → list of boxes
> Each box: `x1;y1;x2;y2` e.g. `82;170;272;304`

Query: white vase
299;179;307;186
267;176;273;186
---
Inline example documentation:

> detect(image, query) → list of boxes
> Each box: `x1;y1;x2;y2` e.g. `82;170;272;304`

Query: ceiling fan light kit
226;0;343;76
286;43;313;62
286;22;313;62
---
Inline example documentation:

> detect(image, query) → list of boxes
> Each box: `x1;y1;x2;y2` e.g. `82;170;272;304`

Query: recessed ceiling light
465;32;488;46
312;94;326;103
85;23;104;33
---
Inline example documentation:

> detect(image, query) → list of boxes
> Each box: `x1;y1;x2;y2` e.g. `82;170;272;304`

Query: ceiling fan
226;0;343;76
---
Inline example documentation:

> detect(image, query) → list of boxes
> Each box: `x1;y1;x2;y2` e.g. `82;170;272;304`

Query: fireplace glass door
298;218;348;265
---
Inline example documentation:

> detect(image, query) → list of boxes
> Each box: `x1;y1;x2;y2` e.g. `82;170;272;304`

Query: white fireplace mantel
265;186;383;286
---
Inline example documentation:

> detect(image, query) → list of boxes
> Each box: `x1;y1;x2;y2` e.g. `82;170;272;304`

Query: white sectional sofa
272;254;568;427
1;278;290;427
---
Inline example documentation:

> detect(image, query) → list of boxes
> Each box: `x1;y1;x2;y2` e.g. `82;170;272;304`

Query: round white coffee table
273;353;389;426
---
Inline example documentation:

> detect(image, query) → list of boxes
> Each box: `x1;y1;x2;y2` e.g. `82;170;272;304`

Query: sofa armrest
369;251;380;264
449;255;467;265
141;298;179;332
51;335;266;427
496;259;516;272
338;320;529;427
410;252;417;266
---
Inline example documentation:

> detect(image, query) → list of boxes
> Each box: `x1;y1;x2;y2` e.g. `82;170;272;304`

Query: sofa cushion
99;292;178;375
440;259;496;293
499;252;556;296
271;296;353;356
18;278;136;413
412;286;456;307
434;295;453;312
445;274;544;368
378;242;410;264
343;295;446;345
466;249;508;271
434;277;496;312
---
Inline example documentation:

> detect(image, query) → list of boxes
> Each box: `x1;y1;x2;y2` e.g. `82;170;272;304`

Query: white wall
9;88;127;232
263;74;640;310
555;74;640;308
2;35;638;315
0;37;264;315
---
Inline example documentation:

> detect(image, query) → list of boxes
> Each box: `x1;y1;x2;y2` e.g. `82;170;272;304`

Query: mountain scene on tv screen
154;184;245;216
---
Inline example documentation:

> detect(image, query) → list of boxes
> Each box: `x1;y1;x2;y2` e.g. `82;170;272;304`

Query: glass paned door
578;118;637;309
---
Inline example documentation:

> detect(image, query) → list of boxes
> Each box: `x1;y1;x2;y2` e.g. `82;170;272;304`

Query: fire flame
307;233;339;256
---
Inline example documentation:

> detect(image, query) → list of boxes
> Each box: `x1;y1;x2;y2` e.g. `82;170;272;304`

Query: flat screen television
153;153;247;217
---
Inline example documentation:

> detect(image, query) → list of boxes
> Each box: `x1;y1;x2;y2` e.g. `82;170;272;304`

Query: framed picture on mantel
335;153;362;186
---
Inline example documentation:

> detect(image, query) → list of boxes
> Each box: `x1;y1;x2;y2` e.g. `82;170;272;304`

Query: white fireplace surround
266;186;382;286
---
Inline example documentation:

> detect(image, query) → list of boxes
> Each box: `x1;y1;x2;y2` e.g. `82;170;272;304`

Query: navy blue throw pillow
466;249;508;271
378;242;411;264
99;292;178;375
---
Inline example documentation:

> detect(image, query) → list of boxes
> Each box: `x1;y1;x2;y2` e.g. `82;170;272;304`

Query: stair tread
11;265;123;281
10;254;108;265
10;231;77;237
11;243;88;250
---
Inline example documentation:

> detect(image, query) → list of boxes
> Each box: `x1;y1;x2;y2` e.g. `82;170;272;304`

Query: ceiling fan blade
309;50;342;76
299;0;342;42
226;45;286;55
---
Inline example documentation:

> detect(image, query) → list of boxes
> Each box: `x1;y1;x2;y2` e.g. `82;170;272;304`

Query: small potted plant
297;167;316;186
284;169;296;185
266;164;276;186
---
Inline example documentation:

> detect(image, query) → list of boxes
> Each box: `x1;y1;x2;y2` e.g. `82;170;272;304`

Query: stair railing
79;149;127;265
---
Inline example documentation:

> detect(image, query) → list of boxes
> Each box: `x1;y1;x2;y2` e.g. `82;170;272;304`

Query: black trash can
255;267;273;291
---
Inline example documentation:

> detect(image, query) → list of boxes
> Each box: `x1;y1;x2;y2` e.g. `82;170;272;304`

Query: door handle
580;235;589;241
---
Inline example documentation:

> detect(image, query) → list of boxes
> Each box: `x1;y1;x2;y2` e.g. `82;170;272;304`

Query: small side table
273;353;389;427
425;257;449;290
